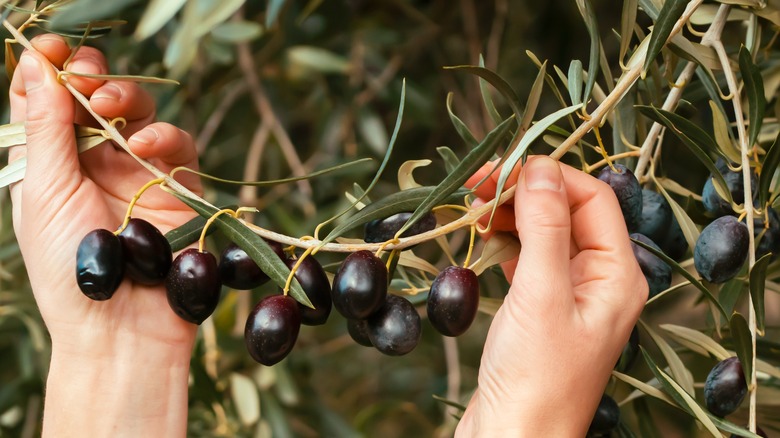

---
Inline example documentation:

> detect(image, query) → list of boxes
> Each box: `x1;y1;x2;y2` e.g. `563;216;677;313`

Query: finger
16;52;80;194
89;81;156;122
128;123;199;193
63;46;108;96
472;198;516;233
467;159;522;202
30;34;71;69
511;156;573;304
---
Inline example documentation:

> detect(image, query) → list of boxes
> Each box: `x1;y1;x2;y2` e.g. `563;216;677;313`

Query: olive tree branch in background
711;7;759;431
634;4;731;181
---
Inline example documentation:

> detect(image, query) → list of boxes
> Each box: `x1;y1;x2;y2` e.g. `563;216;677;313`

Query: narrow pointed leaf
520;61;547;132
437;146;460;173
640;321;695;396
431;394;467;412
164;205;237;252
759;131;780;206
167;191;311;307
446;93;478;148
478;55;503;125
575;0;600;104
0;157;26;188
134;0;187;41
395;116;515;237
660;324;730;360
444;65;524;120
619;0;638;66
729;312;753;387
749;253;771;333
612;371;676;406
739;45;766;149
643;0;688;73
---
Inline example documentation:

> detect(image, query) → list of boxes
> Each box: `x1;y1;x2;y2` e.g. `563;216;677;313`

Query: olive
165;249;222;324
364;211;437;244
119;218;172;285
427;266;480;336
285;255;332;325
751;208;780;260
331;250;388;319
636;189;672;244
630;233;672;299
219;240;284;290
597;164;643;232
367;294;421;356
76;229;124;300
702;161;757;217
704;357;747;417
346;319;373;347
244;294;301;366
588;395;620;434
694;216;749;283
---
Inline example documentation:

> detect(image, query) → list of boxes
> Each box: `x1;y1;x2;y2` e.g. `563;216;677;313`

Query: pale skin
9;36;647;437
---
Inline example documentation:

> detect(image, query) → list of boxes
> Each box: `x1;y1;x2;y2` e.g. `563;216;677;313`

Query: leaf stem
198;209;238;253
114;177;165;235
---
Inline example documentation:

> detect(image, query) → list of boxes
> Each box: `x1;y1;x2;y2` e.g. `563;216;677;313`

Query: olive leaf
431;394;467;412
470;232;521;276
446;93;478;148
749;253;771;334
639;321;695;396
575;0;600;105
164;205;237;252
739;45;766;149
709;100;741;164
167;191;312;308
729;312;753;388
520;60;548;134
229;372;260;427
478;54;503;126
394;116;514;238
643;0;688;74
443;65;524;121
397;160;431;191
437;146;461;173
660;324;730;360
759;131;780;206
134;0;187;41
612;371;676;407
619;0;638;67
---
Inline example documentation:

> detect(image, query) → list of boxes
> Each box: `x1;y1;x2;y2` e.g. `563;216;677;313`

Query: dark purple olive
119;218;172;285
630;233;672;299
347;319;373;347
615;326;640;373
636;190;672;244
244;295;301;366
219;240;284;290
331;250;388;319
165;249;222;324
588;395;620;434
751;208;780;260
364;211;437;244
702;160;757;217
597;164;643;232
660;214;689;261
427;266;480;337
76;229;124;301
694;216;749;283
367;294;421;356
286;255;332;325
704;357;747;417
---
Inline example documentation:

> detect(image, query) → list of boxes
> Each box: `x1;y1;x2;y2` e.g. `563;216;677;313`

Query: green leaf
437;146;460;173
739;46;766;149
759;132;780;207
211;21;264;43
631;237;728;320
640;321;695;396
0;157;26;189
575;0;600;104
49;0;138;29
709;101;741;164
478;55;503;125
729;312;753;388
287;46;350;74
650;174;699;253
520;61;547;133
431;394;467;411
446;93;477;148
488;104;581;229
395;116;515;237
444;65;523;120
134;0;186;41
164;206;236;252
639;348;723;438
749;253;771;334
660;324;730;360
321;186;470;246
638;106;733;207
266;0;287;28
619;0;638;66
167;191;311;308
643;0;688;74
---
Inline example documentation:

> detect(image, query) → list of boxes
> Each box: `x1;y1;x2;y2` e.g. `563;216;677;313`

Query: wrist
44;334;192;437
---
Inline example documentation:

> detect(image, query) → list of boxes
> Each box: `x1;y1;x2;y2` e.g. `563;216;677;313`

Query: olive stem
283;246;314;296
712;10;759;430
593;126;617;173
199;209;239;253
114;178;165;235
463;224;477;269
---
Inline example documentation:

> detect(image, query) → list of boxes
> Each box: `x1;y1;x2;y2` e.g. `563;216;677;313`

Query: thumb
18;52;80;191
512;157;572;302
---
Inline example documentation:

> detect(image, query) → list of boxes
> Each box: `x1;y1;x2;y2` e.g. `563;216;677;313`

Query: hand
457;157;647;436
9;35;201;436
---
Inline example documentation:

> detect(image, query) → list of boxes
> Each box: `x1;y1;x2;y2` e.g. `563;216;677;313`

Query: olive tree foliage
0;0;779;436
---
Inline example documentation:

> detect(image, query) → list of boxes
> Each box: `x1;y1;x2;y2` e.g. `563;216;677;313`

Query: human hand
9;35;201;436
456;157;647;436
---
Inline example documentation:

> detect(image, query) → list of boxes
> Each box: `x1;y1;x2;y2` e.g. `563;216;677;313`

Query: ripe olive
76;229;124;301
701;161;757;217
285;255;332;326
630;233;671;299
694;216;749;283
219;240;284;290
244;294;301;366
331;250;388;319
752;208;780;260
119;218;172;285
588;395;620;434
597;164;643;232
165;249;222;324
427;266;480;337
364;211;437;244
367;294;421;356
347;319;373;347
704;357;747;417
659;214;688;261
637;189;672;244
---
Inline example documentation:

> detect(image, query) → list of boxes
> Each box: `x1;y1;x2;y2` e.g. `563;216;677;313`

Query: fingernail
34;34;65;45
524;157;562;191
19;55;43;92
92;84;122;101
132;128;158;145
